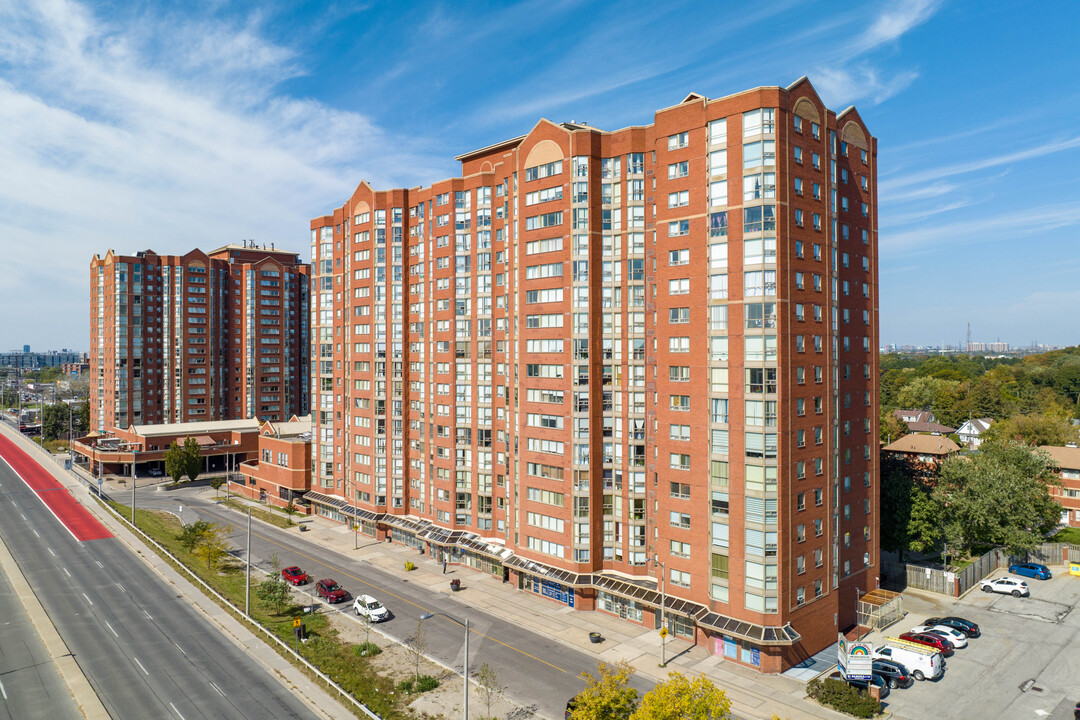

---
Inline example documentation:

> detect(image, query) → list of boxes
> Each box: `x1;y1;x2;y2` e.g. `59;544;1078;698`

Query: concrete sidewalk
208;489;850;720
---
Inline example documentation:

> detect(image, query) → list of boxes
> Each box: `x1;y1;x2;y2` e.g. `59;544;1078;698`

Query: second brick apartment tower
90;243;310;433
309;78;879;672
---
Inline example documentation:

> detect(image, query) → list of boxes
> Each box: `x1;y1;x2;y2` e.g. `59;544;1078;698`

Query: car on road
1009;562;1052;580
352;594;389;622
980;576;1029;597
899;632;954;656
923;616;980;638
148;467;163;477
315;578;347;603
910;624;968;648
826;670;890;699
871;659;914;689
281;566;308;586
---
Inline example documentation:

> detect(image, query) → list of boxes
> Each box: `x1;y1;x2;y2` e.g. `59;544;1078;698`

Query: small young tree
209;477;224;498
255;575;292;614
475;662;504;720
571;661;639;720
176;520;213;554
631;671;730;720
406;618;428;682
192;522;231;570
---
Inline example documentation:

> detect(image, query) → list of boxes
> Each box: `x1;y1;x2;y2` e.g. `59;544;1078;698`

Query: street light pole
420;611;469;720
245;508;252;616
654;554;667;667
131;452;136;525
353;479;358;550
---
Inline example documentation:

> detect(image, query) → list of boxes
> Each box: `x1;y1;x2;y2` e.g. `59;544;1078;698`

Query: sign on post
293;617;302;629
837;633;873;681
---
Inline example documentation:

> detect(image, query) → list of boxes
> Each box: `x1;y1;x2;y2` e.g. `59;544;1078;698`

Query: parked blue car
1009;562;1051;580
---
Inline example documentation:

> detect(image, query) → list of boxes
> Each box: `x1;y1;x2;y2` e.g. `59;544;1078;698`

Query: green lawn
219;498;295;528
104;500;414;720
1051;526;1080;545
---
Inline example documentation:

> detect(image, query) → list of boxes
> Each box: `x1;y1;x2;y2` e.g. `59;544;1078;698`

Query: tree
474;662;504;720
405;618;428;682
210;477;224;498
982;414;1080;448
907;484;943;555
570;661;639;720
177;520;214;554
631;671;730;720
191;522;231;570
164;438;203;483
255;576;292;614
183;436;202;482
879;454;916;561
935;440;1062;555
879;408;906;445
164;441;188;483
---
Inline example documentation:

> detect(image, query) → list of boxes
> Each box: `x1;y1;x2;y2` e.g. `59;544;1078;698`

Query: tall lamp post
420;611;469;720
653;554;667;667
352;479;358;550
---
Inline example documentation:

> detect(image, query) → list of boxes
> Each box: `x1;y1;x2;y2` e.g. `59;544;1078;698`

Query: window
669;307;690;323
743;204;776;233
669;337;690;353
668;278;690;295
743;108;775;137
793;115;803;133
669;453;690;470
525;160;563;182
743;140;776;169
669;249;689;266
668;190;689;208
669;511;691;529
667;131;689;150
670;569;691;588
669;425;690;442
525;211;562;231
668;161;689;179
668;220;690;237
794;146;803;164
670;540;691;558
670;395;690;411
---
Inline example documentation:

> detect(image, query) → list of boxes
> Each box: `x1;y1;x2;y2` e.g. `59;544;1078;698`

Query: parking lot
865;566;1080;720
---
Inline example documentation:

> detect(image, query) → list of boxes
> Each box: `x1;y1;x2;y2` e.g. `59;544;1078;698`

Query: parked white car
352;594;389;622
910;624;968;648
980;576;1029;597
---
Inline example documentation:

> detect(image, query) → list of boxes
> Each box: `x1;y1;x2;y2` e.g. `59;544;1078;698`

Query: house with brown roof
1039;444;1080;527
893;409;957;435
883;434;960;477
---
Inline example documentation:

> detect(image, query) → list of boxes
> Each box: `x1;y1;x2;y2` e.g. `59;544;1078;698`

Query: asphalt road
0;540;83;720
0;457;323;720
138;488;655;718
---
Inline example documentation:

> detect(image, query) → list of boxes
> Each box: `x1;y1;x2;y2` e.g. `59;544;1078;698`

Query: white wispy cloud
0;0;446;350
882;201;1080;252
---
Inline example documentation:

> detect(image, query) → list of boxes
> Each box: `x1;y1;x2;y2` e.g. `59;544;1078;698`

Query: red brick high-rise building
90;243;310;432
308;78;878;672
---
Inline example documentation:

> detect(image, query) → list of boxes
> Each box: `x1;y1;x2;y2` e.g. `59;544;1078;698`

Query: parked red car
899;631;954;656
281;566;308;586
315;578;347;603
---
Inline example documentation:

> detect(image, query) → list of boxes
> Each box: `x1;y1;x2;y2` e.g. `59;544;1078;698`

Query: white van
873;638;944;681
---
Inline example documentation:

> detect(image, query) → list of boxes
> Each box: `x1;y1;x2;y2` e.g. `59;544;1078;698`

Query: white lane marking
48;547;56;557
82;593;93;606
133;657;149;676
63;567;71;577
0;678;6;699
143;610;152;620
20;513;26;521
210;682;225;697
32;529;39;538
105;621;119;638
115;582;125;593
169;702;186;720
174;642;186;656
0;456;82;544
95;561;104;569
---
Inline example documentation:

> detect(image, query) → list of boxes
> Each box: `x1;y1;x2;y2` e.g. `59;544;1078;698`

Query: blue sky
1;0;1077;352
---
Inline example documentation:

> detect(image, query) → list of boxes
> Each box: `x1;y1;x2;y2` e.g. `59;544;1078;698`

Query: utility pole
353;479;358;550
131;453;136;524
245;508;252;616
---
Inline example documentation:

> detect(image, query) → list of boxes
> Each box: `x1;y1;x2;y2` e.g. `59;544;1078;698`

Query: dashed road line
133;657;149;676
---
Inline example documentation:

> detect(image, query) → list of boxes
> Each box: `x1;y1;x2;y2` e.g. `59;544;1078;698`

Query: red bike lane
0;433;112;542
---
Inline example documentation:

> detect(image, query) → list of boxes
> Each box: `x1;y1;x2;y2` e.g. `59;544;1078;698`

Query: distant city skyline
1;0;1079;349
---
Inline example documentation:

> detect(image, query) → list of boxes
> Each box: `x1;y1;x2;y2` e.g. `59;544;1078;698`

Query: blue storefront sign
533;578;573;607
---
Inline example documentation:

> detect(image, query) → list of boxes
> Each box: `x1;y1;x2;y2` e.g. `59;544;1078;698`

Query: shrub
806;678;881;718
404;561;416;571
397;675;439;694
353;641;381;657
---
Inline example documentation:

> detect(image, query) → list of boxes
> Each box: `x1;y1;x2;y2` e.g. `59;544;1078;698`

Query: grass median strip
105;500;416;720
219;498;296;528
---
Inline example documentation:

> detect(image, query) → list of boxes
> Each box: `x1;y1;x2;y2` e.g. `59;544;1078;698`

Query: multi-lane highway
0;433;324;720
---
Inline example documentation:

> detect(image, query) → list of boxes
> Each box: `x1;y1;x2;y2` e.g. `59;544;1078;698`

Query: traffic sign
659;627;668;638
293;617;302;629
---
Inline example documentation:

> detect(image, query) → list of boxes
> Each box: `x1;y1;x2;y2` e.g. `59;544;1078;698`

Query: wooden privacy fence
884;542;1080;597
